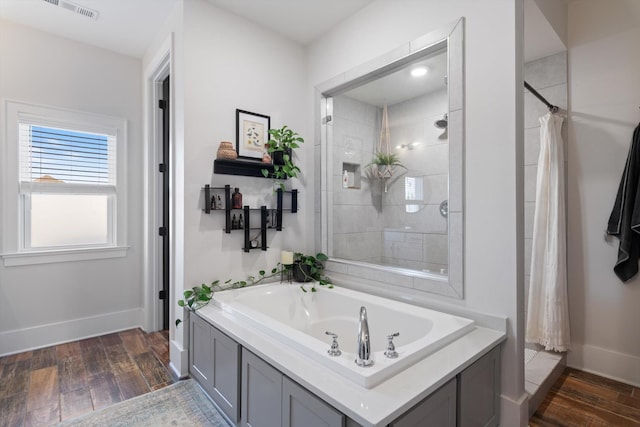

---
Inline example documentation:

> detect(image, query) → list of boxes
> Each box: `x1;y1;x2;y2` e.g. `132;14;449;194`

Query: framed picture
236;109;270;160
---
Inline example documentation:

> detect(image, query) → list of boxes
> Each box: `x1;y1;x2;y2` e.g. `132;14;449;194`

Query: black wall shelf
202;184;298;252
214;158;274;178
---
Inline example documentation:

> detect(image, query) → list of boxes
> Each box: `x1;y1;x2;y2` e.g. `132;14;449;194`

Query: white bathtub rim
211;282;475;388
194;303;506;426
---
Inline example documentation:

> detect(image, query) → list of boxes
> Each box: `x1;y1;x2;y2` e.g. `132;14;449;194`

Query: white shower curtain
525;112;570;352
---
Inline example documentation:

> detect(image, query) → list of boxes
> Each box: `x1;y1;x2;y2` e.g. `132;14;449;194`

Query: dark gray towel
607;124;640;282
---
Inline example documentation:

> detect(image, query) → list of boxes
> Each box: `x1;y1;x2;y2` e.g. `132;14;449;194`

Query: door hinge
159;163;166;173
322;115;332;124
158;99;167;109
159;290;167;300
158;227;167;236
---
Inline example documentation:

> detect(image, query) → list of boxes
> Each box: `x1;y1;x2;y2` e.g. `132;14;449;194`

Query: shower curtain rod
524;80;559;113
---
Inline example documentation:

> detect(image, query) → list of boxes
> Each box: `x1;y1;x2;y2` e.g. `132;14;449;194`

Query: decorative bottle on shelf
232;188;242;209
216;195;222;210
211;195;217;210
238;213;244;229
342;170;349;188
232;214;238;230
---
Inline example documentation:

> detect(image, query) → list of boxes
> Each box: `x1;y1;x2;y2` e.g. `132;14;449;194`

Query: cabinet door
283;377;345;427
211;326;241;423
189;313;214;395
458;345;501;427
389;379;457;427
241;348;283;427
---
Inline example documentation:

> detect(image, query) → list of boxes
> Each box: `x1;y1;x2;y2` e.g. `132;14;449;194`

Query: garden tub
211;283;474;388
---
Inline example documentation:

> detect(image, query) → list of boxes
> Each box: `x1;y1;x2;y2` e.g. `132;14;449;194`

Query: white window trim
1;100;129;266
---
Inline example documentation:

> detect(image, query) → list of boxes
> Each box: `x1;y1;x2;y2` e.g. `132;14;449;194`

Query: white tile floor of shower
525;348;566;417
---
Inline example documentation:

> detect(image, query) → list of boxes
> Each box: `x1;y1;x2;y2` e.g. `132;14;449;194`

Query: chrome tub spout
356;306;374;367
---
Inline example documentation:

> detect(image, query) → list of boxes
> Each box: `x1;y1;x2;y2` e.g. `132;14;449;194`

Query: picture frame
236;109;270;160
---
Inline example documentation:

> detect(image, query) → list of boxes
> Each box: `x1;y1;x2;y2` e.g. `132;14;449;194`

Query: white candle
281;250;294;265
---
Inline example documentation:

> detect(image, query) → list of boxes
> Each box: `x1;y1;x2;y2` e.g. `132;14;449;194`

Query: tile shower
523;51;568;415
331;88;449;273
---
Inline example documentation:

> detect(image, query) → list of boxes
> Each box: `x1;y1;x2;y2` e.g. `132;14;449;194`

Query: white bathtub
211;283;474;388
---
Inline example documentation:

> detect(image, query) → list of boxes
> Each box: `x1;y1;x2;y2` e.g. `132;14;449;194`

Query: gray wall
331;95;382;263
384;89;449;272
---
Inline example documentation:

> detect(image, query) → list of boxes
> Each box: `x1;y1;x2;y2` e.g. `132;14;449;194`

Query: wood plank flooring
3;331;639;427
530;367;640;426
0;329;173;427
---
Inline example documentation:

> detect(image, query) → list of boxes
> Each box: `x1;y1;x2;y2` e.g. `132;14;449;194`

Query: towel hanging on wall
607;123;640;282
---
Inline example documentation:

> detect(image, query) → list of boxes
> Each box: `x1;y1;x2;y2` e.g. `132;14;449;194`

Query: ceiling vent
42;0;99;21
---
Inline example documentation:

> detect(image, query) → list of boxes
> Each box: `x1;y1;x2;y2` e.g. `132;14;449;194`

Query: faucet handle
325;331;342;357
384;332;400;359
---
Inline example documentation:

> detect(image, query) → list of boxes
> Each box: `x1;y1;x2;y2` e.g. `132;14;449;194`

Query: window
2;101;128;265
405;176;424;213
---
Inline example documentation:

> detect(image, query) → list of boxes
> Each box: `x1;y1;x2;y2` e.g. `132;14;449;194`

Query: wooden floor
530;367;640;426
3;331;640;427
0;328;173;427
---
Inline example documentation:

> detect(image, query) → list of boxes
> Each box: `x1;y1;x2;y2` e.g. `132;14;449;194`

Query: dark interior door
161;75;170;330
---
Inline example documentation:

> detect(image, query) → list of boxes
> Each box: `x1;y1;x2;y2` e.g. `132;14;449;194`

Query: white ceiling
0;0;374;58
205;0;374;46
343;48;448;107
0;0;566;61
0;0;178;58
524;0;566;62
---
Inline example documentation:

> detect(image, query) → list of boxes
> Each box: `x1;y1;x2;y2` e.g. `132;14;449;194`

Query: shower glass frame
315;18;465;299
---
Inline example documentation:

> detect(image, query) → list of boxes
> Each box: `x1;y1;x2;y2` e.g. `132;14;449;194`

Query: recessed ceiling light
410;67;428;77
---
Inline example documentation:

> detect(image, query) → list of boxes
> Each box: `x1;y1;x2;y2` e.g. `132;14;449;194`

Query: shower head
434;114;448;129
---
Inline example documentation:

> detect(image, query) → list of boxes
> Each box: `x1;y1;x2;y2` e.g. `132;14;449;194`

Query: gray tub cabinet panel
283;376;345;427
211;326;241;423
189;314;241;424
458;346;501;427
388;379;456;427
242;348;283;427
190;312;502;427
189;314;215;394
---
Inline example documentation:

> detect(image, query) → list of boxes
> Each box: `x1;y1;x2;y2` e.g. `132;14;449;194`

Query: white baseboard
567;343;640;387
500;392;529;426
170;338;189;378
0;308;143;356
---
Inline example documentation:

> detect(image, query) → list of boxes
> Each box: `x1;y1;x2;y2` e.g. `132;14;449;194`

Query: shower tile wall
523;52;568;319
385;89;449;272
331;95;382;262
331;89;448;271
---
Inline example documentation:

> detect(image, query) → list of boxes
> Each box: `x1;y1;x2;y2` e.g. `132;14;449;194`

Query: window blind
19;124;115;186
404;176;424;201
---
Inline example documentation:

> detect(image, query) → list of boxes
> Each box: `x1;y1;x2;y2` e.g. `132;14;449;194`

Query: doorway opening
159;75;170;330
144;44;172;335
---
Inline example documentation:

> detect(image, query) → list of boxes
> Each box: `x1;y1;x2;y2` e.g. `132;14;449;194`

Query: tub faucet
355;306;374;367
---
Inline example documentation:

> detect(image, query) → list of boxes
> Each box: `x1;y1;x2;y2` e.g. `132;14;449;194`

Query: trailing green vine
175;253;332;327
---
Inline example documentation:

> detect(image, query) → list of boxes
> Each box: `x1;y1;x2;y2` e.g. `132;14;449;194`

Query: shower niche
341;162;361;189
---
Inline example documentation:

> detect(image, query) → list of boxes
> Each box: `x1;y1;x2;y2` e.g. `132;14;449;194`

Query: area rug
57;379;230;427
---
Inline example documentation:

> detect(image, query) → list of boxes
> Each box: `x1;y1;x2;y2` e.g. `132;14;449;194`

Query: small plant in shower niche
261;125;304;190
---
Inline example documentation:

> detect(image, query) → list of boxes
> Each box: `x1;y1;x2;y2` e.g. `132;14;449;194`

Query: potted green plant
261;125;304;188
366;151;406;176
292;252;331;291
